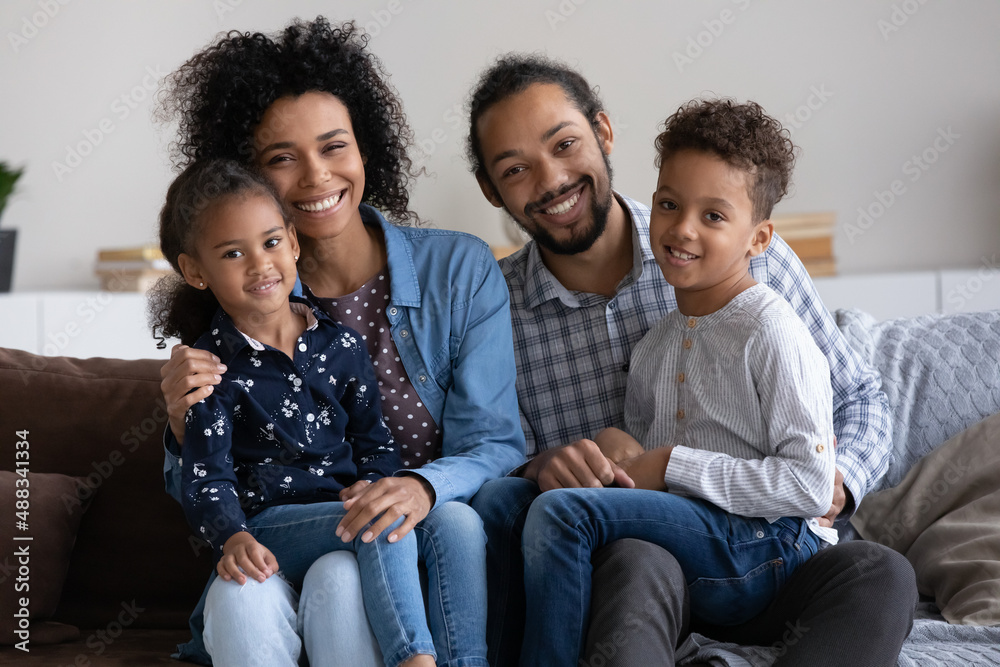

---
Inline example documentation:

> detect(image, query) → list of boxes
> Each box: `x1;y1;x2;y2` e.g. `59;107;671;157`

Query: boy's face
179;193;300;327
474;82;615;256
650;149;771;297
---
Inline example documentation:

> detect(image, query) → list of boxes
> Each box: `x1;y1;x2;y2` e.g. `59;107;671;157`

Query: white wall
1;0;998;290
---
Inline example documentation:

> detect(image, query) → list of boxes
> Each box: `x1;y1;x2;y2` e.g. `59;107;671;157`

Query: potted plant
0;162;24;292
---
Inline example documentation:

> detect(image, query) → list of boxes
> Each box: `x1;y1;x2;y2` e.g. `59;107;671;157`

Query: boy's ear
476;168;504;208
177;253;207;289
748;220;774;258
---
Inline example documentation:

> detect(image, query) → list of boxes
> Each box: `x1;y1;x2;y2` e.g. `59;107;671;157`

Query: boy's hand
339;479;373;502
218;532;277;585
160;344;227;446
618;447;673;491
817;437;845;528
593;427;645;464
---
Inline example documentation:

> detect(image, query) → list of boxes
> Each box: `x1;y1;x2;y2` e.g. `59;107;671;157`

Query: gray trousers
582;538;917;667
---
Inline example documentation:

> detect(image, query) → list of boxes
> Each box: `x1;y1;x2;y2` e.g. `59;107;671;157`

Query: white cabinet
0;292;172;359
812;272;940;321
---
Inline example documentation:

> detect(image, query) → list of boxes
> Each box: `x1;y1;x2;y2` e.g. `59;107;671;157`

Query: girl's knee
302;551;363;600
205;574;295;625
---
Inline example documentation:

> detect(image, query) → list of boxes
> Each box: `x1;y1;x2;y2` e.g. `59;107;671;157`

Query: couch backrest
836;309;1000;492
0;348;213;629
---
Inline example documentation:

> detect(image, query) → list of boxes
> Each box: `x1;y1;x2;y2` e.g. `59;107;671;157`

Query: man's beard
507;154;615;256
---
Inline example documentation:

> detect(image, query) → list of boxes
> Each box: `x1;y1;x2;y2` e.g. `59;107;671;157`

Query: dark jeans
472;478;917;667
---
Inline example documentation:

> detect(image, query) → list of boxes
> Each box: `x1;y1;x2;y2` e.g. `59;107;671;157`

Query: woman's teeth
544;192;580;215
296;194;342;212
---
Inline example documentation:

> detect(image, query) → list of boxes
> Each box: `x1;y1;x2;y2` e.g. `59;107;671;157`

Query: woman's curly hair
148;159;291;346
654;99;797;223
156;16;418;223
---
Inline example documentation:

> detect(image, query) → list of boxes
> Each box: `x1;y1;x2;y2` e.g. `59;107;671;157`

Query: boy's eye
659;200;678;210
706;212;724;222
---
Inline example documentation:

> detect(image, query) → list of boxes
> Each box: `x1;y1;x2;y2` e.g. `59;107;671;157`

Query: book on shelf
771;211;836;277
95;245;171;292
97;245;164;263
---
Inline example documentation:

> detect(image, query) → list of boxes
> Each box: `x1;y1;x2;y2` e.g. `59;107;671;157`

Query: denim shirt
165;205;525;509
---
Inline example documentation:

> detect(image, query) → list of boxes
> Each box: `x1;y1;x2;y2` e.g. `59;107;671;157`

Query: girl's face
178;193;300;326
253;91;367;242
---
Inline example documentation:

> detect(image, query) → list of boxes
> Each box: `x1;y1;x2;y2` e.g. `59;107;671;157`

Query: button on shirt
500;193;892;516
625;283;837;542
181;298;398;556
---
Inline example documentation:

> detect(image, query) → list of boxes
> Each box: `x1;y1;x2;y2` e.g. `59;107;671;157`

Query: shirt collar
360;204;421;308
206;295;325;362
520;191;658;310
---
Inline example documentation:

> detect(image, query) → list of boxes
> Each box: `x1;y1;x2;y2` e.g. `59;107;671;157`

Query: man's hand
523;439;634;492
160;344;227;445
816;467;847;528
337;476;434;544
593;427;645;464
218;532;278;585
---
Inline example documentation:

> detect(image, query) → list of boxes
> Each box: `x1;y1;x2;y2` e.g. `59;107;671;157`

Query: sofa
1;308;999;666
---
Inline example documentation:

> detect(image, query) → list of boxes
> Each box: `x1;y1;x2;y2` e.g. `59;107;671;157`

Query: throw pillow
0;471;94;645
851;411;1000;625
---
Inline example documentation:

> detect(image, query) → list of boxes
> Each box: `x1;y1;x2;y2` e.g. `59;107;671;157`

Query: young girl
150;159;437;667
156;16;515;667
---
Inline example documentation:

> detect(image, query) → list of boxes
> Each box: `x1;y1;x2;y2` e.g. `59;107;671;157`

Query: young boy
519;99;837;665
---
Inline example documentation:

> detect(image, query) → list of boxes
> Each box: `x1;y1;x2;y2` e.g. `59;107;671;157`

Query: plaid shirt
500;193;892;515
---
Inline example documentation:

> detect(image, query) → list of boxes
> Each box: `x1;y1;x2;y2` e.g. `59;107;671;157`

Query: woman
156;17;523;667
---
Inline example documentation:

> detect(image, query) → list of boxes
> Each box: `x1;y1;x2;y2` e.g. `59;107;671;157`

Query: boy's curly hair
654;99;796;223
156;16;417;223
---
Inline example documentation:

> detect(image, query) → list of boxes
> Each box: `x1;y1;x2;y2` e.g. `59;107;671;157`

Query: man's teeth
296;194;341;212
669;248;698;260
544;192;580;215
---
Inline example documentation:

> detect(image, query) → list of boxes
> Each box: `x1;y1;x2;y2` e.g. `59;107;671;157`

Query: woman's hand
338;479;373;502
337;476;434;544
160;344;227;445
218;532;278;585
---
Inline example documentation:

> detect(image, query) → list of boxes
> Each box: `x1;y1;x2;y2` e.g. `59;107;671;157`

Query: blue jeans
520;487;823;666
177;501;488;667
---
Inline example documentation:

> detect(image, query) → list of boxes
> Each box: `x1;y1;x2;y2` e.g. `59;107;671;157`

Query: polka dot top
306;270;442;468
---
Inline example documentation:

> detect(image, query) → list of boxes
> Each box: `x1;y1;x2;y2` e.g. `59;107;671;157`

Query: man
467;54;917;666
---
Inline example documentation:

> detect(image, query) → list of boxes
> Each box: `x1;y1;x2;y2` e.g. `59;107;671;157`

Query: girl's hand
218;532;278;585
160;344;227;445
337;476;434;545
338;479;373;502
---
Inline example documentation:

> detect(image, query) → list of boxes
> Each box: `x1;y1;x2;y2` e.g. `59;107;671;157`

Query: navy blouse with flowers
180;296;399;556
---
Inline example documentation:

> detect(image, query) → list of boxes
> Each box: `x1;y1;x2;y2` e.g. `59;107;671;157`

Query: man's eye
503;166;525;178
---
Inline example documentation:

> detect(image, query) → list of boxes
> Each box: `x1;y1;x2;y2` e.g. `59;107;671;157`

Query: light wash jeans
178;501;488;667
519;486;823;667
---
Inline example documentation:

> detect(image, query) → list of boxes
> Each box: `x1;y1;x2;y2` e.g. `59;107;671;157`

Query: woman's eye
265;155;291;166
323;142;346;153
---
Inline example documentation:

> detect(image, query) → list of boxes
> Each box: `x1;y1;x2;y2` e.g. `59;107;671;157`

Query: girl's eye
264;237;281;249
223;249;244;259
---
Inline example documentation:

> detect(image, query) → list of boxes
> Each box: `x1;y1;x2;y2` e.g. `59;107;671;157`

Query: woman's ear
177;253;207;289
748;220;773;258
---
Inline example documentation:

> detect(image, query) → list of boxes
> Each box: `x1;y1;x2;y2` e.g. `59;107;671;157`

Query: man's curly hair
654;99;797;223
157;16;417;223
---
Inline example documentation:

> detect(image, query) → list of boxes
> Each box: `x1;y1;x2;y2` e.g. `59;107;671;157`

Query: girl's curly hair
148;159;291;346
157;16;417;223
654;99;797;223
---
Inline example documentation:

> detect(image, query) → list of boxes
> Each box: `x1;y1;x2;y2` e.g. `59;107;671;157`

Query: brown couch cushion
0;348;213;632
0;472;93;645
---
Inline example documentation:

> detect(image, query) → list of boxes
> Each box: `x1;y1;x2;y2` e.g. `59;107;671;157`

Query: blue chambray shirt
500;193;892;521
166;204;525;510
181;298;399;556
